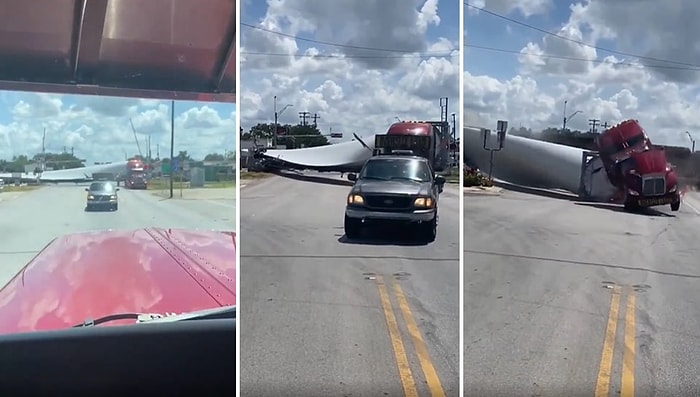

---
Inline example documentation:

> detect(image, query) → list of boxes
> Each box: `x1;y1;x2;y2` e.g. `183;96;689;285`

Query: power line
241;22;454;56
241;51;457;59
464;2;700;68
465;44;700;71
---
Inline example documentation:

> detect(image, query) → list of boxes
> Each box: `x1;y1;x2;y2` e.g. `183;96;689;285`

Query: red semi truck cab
596;120;680;211
125;159;148;189
596;119;651;186
373;121;450;171
618;148;681;211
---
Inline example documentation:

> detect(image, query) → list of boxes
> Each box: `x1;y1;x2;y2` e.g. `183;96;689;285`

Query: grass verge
1;185;41;192
146;180;235;190
240;171;274;180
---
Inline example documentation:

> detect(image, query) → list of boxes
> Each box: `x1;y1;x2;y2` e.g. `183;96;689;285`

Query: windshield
0;3;236;339
89;182;114;191
626;133;646;149
360;158;432;182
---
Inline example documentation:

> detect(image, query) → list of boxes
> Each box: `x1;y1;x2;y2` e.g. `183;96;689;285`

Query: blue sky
464;0;700;147
0;92;236;164
239;0;460;144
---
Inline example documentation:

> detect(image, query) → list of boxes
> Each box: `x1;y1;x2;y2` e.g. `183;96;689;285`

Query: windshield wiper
72;305;236;328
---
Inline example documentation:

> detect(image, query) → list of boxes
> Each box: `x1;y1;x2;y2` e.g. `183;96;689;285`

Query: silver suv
344;155;445;242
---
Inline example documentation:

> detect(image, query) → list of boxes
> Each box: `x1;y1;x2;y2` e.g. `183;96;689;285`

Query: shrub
463;167;493;187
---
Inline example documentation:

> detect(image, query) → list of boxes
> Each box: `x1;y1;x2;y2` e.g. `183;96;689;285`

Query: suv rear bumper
345;207;436;223
87;199;117;207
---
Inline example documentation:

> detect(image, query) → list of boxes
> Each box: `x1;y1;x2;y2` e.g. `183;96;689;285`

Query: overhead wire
466;44;700;72
240;22;459;59
464;1;700;71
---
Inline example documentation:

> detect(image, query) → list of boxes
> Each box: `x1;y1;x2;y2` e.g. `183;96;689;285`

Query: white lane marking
684;197;700;215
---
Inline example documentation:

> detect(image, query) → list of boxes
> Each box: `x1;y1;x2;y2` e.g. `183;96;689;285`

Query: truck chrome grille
364;195;412;210
642;177;665;196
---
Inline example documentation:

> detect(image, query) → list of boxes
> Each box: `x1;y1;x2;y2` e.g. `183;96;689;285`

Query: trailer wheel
344;215;360;239
671;201;680;212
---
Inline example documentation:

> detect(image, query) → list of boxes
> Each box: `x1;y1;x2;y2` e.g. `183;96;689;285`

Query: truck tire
419;216;437;243
344;215;360;239
671;201;680;212
113;203;119;211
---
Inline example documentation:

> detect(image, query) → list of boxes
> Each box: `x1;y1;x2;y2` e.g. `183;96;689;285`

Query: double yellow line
374;274;446;397
594;285;636;397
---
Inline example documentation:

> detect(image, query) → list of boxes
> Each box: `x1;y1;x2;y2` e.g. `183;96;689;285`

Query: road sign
330;132;343;138
172;158;180;172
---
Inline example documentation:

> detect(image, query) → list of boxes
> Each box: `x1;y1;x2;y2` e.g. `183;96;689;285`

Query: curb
463;187;503;196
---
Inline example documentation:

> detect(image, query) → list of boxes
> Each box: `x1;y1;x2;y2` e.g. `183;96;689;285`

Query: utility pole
312;113;320;127
602;122;609;129
589;118;600;134
169;100;175;199
299;111;310;126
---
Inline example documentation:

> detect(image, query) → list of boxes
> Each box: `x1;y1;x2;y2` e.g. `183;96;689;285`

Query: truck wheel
419;216;437;243
344;215;360;239
113;204;119;211
671;201;680;211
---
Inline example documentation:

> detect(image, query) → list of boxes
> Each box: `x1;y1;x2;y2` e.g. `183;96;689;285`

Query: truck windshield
375;135;432;158
626;133;646;149
360;159;431;182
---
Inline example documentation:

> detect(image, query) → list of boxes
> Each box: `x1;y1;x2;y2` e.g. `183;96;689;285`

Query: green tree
249;123;275;140
282;124;329;148
246;123;329;148
204;153;225;161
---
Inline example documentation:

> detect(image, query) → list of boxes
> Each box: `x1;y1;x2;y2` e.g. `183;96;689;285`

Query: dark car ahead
85;181;119;211
344;155;445;242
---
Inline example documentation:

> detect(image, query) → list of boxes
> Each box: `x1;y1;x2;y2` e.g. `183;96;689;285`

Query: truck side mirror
434;175;446;185
84;188;88;191
347;173;357;181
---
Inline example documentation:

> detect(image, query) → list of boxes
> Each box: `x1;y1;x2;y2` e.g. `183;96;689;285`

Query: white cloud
0;93;236;163
465;0;700;147
240;0;459;142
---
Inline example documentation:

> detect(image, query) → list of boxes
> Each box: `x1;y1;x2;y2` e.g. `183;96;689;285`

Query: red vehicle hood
0;228;236;335
630;149;669;173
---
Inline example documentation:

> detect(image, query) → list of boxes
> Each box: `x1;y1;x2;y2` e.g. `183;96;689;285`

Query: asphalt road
0;184;236;288
240;172;460;397
465;188;700;396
